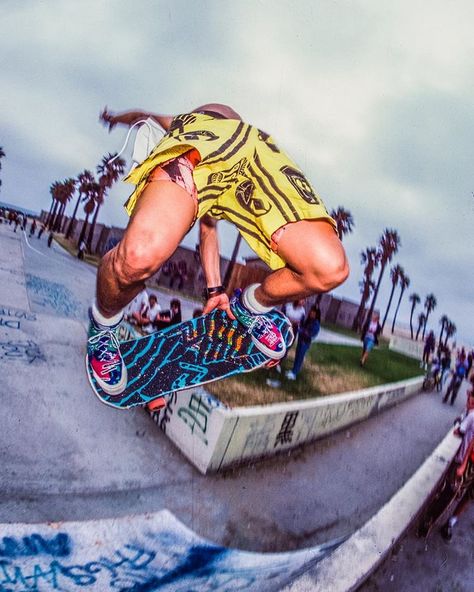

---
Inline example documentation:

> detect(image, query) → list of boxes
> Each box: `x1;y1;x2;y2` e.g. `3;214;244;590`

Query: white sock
91;300;123;328
242;284;273;314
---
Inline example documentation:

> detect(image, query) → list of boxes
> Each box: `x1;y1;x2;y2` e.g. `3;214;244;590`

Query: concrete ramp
0;511;342;591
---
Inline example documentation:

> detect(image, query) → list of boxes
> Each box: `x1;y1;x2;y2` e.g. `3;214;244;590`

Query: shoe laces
89;329;122;375
247;315;280;346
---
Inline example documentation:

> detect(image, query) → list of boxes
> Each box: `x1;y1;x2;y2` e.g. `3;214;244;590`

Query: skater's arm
100;107;174;132
199;216;235;319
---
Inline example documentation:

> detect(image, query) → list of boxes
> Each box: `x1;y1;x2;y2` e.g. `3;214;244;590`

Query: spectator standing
443;351;468;405
285;305;321;380
283;299;306;337
422;330;436;369
360;312;382;367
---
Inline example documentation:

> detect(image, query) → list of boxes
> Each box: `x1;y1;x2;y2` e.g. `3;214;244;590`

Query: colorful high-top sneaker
230;289;286;360
87;310;127;395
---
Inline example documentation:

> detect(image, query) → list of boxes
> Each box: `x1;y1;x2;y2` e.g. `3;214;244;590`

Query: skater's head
149;294;158;306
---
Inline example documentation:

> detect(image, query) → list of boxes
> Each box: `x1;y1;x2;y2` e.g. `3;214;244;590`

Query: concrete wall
150;376;423;474
389;334;424;360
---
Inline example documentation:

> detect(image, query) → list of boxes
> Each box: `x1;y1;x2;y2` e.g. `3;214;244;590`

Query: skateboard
88;308;293;410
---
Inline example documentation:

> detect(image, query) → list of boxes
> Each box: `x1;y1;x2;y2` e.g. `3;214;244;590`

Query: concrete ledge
279;428;460;591
150;376;424;473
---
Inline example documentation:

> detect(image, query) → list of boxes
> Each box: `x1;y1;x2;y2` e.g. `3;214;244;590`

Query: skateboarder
87;103;349;395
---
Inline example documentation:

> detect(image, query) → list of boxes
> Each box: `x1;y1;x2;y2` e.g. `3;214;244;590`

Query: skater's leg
254;219;349;307
96;181;196;318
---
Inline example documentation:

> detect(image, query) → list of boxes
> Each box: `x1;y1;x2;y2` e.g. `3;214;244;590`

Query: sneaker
285;370;297;381
230;289;286;360
266;378;281;388
87;311;127;395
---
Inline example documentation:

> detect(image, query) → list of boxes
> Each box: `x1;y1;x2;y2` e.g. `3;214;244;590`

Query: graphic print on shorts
280;165;320;205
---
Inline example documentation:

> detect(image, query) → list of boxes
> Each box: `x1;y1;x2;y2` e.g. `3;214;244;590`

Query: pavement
0;220;472;590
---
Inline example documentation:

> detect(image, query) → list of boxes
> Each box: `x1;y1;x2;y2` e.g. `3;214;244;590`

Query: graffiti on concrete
177;392;218;446
0;306;37;331
0;533;70;558
274;411;299;448
152;390;225;447
25;274;82;319
0;340;44;364
0;516;340;592
0;542;155;591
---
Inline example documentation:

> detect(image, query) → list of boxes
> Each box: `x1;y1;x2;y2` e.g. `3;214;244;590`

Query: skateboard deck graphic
88;308;293;409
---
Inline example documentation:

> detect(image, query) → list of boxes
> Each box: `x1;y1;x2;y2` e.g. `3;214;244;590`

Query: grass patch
206;342;423;408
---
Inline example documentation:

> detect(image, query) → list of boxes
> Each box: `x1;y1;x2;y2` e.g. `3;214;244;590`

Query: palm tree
329;206;355;242
66;169;94;239
444;321;457;348
363;228;401;335
416;312;426;341
86;153;126;250
391;269;410;333
408;293;420;339
78;181;100;247
53;178;76;232
422;293;437;340
352;247;379;331
438;314;449;345
46;181;61;229
381;263;403;330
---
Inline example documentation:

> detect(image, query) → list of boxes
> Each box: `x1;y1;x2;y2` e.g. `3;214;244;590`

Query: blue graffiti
25;275;82;319
0;544;155;591
0;534;70;559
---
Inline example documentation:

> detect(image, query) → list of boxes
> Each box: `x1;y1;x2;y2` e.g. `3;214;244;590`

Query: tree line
44;152;126;251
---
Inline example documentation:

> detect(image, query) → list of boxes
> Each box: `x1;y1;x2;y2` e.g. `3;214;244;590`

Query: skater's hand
100;107;118;132
203;293;235;320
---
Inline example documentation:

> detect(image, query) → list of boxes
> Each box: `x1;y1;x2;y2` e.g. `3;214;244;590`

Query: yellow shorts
124;112;336;269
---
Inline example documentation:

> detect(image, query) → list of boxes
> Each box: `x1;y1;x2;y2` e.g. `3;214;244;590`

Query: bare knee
112;240;161;287
303;249;349;293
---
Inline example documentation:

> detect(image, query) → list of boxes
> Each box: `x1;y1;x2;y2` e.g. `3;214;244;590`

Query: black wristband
204;285;225;299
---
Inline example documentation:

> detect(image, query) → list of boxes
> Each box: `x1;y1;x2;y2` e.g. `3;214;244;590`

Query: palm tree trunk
391;288;405;333
66;194;82;239
47;201;58;229
86;200;101;252
416;321;423;341
78;214;90;246
422;312;431;341
363;262;386;335
381;282;396;330
409;304;416;339
45;200;56;228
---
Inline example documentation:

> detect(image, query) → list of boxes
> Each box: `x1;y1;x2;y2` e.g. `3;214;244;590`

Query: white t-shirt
285;303;306;325
125;290;149;316
146;302;162;323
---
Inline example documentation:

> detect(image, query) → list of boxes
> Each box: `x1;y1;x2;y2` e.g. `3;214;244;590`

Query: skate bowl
0;429;458;592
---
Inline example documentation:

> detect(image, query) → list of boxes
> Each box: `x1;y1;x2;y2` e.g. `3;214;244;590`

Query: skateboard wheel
265;359;280;368
147;397;167;412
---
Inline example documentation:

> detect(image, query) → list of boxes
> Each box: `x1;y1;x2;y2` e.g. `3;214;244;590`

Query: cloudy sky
1;0;473;346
